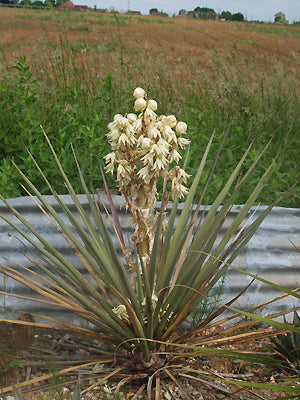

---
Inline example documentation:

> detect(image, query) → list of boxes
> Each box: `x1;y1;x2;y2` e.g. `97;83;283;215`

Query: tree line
175;7;244;21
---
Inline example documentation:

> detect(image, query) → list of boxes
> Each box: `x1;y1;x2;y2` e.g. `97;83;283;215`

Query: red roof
58;1;76;10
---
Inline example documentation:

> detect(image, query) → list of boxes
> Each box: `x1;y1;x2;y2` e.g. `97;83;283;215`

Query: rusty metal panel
0;195;299;324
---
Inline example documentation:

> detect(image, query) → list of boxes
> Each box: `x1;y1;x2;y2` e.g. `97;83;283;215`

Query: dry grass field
1;8;299;89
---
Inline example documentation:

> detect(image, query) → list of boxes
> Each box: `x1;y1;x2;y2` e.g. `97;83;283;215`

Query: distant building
58;1;89;11
127;11;141;15
149;11;168;17
58;1;75;10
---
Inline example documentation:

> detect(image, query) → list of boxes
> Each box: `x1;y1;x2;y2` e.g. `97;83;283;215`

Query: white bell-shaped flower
134;98;147;112
133;87;146;99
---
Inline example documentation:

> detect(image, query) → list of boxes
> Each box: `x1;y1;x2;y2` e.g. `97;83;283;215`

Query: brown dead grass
0;8;299;89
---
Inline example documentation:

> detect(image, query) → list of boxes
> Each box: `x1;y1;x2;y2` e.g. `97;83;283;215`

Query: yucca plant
0;88;299;398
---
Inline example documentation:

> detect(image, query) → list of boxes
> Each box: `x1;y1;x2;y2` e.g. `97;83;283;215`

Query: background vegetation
0;8;299;206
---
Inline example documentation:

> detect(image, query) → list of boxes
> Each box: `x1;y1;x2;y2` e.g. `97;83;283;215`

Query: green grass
0;23;299;207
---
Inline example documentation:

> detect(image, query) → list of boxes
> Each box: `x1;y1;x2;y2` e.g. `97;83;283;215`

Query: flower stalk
104;87;190;274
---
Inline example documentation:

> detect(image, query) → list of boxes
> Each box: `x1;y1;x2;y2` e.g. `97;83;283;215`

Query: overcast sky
71;0;299;23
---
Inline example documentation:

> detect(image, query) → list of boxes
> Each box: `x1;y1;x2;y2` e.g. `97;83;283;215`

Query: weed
49;352;65;400
68;25;89;32
191;275;226;327
271;310;300;373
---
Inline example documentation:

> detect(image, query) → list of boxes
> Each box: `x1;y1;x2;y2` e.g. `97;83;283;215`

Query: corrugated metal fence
0;195;299;324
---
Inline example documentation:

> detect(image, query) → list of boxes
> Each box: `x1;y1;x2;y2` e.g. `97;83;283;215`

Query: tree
32;0;44;6
231;12;244;21
274;12;287;24
192;7;217;19
178;9;186;16
19;0;32;4
220;11;232;20
149;8;158;15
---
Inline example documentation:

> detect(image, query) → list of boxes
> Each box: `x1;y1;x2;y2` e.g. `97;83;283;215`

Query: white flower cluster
104;87;190;199
104;87;190;263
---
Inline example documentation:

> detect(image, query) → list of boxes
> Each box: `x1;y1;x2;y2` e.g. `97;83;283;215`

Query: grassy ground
0;8;299;206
